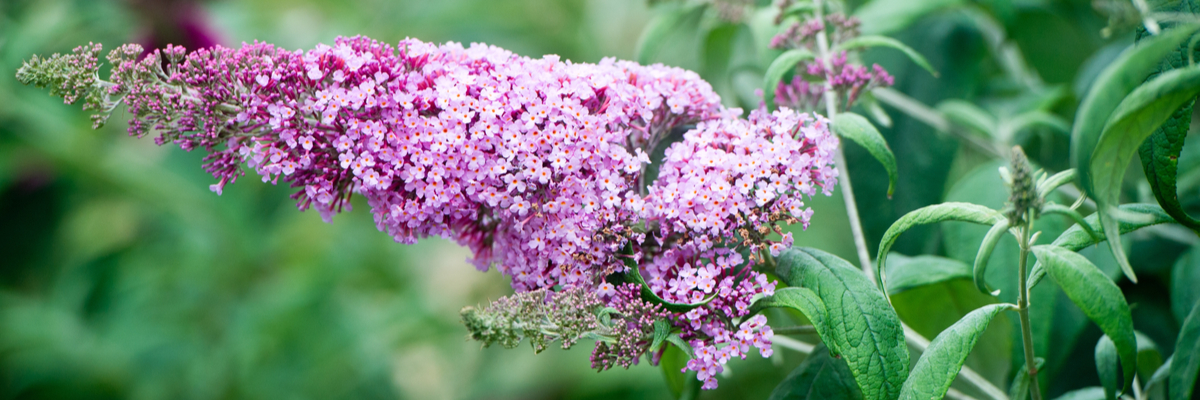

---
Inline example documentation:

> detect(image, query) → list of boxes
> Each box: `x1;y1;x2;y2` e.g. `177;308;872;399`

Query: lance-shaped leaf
1070;24;1200;196
780;1;815;18
660;343;697;400
1009;357;1045;400
749;287;836;354
999;110;1071;143
622;254;715;312
1145;355;1171;396
1028;204;1174;290
861;93;893;128
701;23;738;80
833;112;899;198
1171;302;1200;400
899;303;1015;400
1041;204;1101;243
1173;245;1200;322
1032;245;1137;393
1095;335;1119;400
1136;3;1200;234
769;344;865;400
762;48;815;108
887;267;1013;390
1091;65;1200;282
936;99;996;138
833;35;938;77
854;0;964;35
876;202;1004;294
1135;331;1164;385
883;254;972;295
973;219;1010;296
649;320;671;353
1036;169;1077;197
1140;98;1200;232
635;2;704;64
1053;387;1107;400
776;247;909;400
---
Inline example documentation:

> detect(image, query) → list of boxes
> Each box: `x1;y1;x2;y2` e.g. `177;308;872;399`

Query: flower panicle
19;35;841;390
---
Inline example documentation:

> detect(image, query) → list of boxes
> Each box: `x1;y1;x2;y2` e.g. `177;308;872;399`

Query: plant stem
812;0;875;278
810;5;1005;399
1017;218;1043;400
835;147;875;278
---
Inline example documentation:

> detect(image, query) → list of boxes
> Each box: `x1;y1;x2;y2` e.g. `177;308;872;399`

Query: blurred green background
1;0;1197;399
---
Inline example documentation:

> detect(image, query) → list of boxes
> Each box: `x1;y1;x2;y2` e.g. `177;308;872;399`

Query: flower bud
1006;146;1041;226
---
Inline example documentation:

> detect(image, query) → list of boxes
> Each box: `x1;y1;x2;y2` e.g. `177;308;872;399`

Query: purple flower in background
770;12;894;112
127;0;223;55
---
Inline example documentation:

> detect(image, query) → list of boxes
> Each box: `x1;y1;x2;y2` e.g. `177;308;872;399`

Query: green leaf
861;92;893;128
1135;331;1164;382
876;202;1004;294
1091;64;1200;283
999;110;1071;144
973;219;1010;296
854;0;964;35
660;343;695;400
763;48;816;109
1036;169;1077;197
883;254;972;295
832;112;899;198
650;319;671;353
1172;244;1200;323
1032;245;1137;393
833;35;939;77
768;344;865;400
749;287;836;354
1140;97;1200;232
1145;355;1171;395
1136;6;1200;235
635;2;704;64
1028;204;1175;289
1071;24;1200;196
701;23;739;94
622;251;714;312
936;99;996;137
666;334;693;359
1009;357;1045;400
1041;204;1101;244
776;247;909;400
889;275;1013;392
1171;302;1200;400
1052;387;1107;400
779;1;815;19
1095;335;1119;400
898;303;1015;400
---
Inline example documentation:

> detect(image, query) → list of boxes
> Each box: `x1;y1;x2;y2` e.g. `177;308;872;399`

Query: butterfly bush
17;35;839;389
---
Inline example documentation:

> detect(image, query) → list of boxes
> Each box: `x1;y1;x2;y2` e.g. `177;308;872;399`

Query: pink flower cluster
688;315;774;389
64;35;839;389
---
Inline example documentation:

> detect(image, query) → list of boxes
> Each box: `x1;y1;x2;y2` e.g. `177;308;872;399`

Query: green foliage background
1;0;1198;399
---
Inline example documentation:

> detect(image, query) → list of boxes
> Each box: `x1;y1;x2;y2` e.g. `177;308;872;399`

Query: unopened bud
1005;146;1041;226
